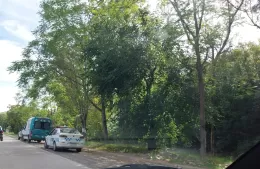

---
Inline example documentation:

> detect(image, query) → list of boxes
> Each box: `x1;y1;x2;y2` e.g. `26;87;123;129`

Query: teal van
20;117;52;143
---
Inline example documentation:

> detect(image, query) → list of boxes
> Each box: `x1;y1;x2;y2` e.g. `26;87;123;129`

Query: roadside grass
85;141;148;153
148;147;233;169
85;141;233;169
5;132;16;137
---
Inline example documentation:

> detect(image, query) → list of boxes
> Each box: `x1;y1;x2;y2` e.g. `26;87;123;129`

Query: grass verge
149;147;234;169
85;141;234;169
5;132;16;137
85;141;148;153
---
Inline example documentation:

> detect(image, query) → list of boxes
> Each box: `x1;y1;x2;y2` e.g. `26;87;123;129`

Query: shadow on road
40;147;79;153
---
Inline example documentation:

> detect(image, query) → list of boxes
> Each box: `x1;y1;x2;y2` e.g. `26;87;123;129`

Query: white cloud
0;0;40;24
0;0;41;111
6;0;41;10
0;85;18;112
0;40;22;112
0;0;40;42
0;20;34;42
234;24;260;43
0;40;21;80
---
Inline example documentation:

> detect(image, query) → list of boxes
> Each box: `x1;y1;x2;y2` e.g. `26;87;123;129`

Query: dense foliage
2;0;260;157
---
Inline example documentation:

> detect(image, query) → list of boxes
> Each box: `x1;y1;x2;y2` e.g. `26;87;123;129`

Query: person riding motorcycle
0;126;3;141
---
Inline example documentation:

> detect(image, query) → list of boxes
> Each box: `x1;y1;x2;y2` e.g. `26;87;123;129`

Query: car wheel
1;138;3;141
44;140;49;149
53;142;58;151
37;140;41;143
76;148;82;152
18;135;20;140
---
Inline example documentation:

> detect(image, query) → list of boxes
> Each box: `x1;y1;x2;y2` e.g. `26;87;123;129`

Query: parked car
18;126;25;140
0;126;3;141
44;126;85;152
19;117;52;143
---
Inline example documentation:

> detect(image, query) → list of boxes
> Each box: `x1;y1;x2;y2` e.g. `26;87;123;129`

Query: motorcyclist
0;126;3;141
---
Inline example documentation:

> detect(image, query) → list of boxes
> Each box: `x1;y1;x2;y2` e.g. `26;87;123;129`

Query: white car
44;127;85;152
18;126;25;140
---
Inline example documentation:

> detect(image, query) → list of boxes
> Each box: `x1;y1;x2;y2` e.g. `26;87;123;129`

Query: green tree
165;0;244;156
208;42;260;155
6;104;48;133
8;0;95;136
0;113;8;130
85;0;154;140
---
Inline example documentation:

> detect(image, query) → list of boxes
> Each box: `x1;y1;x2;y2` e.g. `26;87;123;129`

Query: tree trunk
211;124;214;155
195;45;206;157
81;116;87;136
80;105;88;137
101;94;108;140
211;49;216;156
145;67;157;151
194;37;206;156
198;64;206;157
81;114;87;136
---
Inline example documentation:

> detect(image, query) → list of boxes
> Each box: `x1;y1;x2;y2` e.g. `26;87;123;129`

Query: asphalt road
0;135;91;169
0;135;197;169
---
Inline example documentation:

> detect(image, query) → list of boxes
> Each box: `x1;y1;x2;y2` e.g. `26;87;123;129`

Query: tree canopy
4;0;260;158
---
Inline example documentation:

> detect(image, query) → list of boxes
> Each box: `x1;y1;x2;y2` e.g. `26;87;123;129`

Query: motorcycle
0;129;3;141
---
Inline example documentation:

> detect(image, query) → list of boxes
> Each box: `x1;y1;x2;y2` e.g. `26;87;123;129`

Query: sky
0;0;40;112
0;0;260;112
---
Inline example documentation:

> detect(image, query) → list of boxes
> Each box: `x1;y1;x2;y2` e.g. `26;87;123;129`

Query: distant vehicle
44;126;85;152
18;129;22;140
18;126;25;140
18;117;52;143
0;126;3;141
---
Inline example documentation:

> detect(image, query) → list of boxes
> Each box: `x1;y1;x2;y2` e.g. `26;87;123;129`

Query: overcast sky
0;0;260;112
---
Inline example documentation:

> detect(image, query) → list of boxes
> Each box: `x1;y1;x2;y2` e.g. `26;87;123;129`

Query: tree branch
89;99;102;112
245;10;260;29
202;47;210;65
169;0;195;45
198;0;206;30
52;67;83;87
193;0;199;34
54;67;102;112
216;0;244;59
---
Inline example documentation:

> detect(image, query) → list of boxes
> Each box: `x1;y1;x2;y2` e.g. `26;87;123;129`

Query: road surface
0;135;91;169
0;135;201;169
0;135;139;169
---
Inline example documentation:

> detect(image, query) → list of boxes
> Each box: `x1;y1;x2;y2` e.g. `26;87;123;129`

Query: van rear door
32;118;51;138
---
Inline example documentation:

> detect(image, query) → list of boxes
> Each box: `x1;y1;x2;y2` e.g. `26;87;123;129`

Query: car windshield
60;128;80;134
34;121;50;130
2;0;260;168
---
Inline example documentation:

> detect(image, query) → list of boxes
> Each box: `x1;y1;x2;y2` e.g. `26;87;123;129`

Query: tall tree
166;0;244;156
8;0;95;136
208;42;260;155
85;0;163;140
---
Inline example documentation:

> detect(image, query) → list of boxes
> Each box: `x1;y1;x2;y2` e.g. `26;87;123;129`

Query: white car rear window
60;128;80;134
